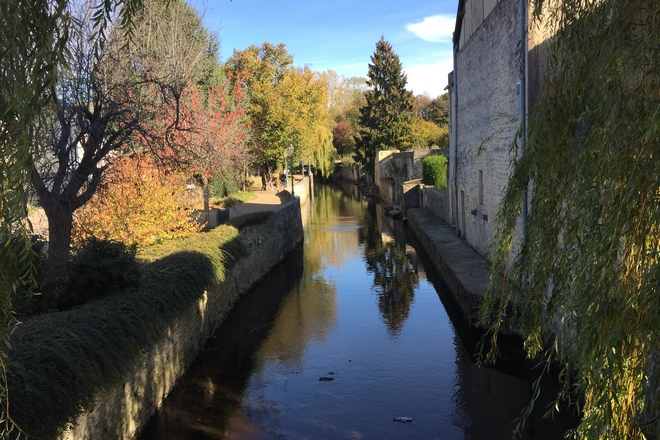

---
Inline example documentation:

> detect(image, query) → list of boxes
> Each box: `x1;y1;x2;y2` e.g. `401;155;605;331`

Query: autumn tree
355;37;414;173
225;43;335;188
145;77;250;222
73;155;199;246
324;72;367;158
31;0;218;258
332;120;354;156
0;0;145;434
406;93;449;149
225;43;294;189
407;118;448;150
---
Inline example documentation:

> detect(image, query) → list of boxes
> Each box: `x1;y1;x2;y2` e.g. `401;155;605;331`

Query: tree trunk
42;200;74;260
243;166;247;192
202;175;210;228
260;165;275;191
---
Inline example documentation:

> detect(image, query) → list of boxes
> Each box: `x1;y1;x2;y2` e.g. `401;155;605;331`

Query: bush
7;225;245;439
210;172;240;198
73;156;199;247
62;239;142;308
422;155;448;191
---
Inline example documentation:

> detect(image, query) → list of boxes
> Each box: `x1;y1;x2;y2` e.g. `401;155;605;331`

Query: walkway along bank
8;177;312;440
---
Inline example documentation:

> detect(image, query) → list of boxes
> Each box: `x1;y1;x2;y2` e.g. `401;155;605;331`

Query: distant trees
407;118;448;150
414;93;449;128
326;73;367;159
355;37;414;172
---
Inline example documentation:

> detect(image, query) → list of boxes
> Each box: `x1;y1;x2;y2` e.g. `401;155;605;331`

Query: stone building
446;0;549;255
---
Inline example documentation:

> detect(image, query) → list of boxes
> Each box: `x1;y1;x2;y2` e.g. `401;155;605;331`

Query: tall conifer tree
355;36;413;173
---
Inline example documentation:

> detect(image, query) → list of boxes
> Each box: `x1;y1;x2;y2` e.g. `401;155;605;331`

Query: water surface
139;183;577;439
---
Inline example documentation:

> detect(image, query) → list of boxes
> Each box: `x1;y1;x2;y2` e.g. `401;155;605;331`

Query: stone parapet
422;187;450;224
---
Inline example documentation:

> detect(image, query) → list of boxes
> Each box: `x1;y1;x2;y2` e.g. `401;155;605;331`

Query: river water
139;183;577;439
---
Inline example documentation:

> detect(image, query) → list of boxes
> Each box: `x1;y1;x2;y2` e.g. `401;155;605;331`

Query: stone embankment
406;208;491;327
58;190;307;440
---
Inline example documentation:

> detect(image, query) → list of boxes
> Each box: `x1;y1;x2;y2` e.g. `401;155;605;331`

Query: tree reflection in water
358;204;419;338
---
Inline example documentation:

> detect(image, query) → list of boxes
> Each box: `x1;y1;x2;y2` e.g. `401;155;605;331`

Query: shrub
422;155;448;191
62;239;142;309
210;172;240;198
73;156;200;247
225;211;273;230
7;225;245;439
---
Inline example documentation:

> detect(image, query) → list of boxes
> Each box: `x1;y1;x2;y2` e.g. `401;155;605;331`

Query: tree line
0;0;448;436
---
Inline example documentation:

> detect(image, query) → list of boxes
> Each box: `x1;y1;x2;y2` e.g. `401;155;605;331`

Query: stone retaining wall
61;199;304;440
422;187;450;224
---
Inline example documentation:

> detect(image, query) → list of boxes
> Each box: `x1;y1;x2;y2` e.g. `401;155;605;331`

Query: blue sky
191;0;457;98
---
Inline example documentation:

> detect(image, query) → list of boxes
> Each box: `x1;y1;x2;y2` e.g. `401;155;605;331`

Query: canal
139;183;577;439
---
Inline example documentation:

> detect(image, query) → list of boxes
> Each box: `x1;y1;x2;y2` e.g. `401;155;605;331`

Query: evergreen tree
355;36;414;173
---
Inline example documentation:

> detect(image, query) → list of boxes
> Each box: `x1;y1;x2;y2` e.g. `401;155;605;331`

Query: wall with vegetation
72;199;302;439
9;199;303;440
378;149;446;206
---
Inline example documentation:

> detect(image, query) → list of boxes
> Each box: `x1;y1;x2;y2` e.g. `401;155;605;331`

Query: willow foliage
482;0;660;438
1;0;144;437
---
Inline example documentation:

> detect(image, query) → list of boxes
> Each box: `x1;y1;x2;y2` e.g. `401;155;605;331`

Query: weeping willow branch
1;0;146;437
482;0;660;438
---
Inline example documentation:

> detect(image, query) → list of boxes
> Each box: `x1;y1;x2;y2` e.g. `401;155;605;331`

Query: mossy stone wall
59;199;303;440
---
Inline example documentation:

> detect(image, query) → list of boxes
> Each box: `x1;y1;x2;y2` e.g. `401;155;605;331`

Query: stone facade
422;187;450;224
60;200;304;440
447;0;548;256
378;149;446;206
450;0;521;256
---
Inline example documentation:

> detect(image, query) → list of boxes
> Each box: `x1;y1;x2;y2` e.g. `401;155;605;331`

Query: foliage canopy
0;0;145;435
355;37;414;172
482;1;660;438
225;43;334;186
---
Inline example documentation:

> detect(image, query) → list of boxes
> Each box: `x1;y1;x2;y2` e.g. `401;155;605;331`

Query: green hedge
422;155;448;191
7;225;245;439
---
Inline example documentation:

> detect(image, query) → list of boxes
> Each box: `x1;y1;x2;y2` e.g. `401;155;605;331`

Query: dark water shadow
138;245;305;439
405;229;581;439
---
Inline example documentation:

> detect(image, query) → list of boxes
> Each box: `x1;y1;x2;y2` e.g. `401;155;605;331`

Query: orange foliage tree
73;156;200;247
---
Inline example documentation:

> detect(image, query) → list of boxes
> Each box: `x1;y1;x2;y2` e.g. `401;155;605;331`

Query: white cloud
406;14;455;43
404;58;454;97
